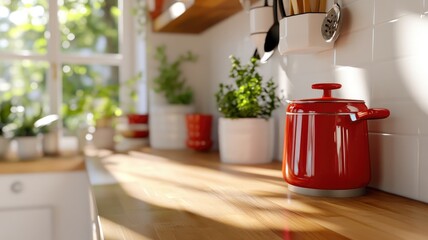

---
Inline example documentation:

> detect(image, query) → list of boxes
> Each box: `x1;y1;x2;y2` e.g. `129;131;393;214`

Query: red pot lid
287;83;367;114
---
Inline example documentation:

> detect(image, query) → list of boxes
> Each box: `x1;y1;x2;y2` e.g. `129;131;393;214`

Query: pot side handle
350;108;390;122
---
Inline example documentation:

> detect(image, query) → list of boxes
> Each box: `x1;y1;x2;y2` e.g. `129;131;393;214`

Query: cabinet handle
10;181;23;194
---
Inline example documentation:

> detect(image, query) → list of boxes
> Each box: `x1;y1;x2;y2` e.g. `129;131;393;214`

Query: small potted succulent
12;106;45;160
91;82;121;150
215;55;281;164
149;45;198;149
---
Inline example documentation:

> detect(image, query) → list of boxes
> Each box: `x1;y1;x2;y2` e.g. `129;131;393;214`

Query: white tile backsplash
374;0;423;24
284;50;334;75
342;0;374;34
369;133;419;199
373;21;397;62
196;0;428;202
368;100;423;135
419;136;428;202
370;58;413;101
373;16;424;62
335;28;373;66
334;65;371;102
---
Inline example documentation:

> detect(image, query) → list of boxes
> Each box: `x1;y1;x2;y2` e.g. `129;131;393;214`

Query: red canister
186;114;213;151
282;83;390;197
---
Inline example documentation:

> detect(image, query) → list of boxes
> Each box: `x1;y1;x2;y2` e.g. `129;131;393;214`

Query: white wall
145;31;211;113
146;0;428;202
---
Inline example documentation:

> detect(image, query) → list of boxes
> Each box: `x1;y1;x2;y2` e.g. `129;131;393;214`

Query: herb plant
13;105;44;137
153;45;197;105
0;100;12;136
215;55;281;119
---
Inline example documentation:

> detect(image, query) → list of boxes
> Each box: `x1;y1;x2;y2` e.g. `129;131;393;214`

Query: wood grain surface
0;155;85;174
86;148;428;240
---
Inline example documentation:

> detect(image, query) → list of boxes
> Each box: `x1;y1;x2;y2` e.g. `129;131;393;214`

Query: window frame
0;0;136;119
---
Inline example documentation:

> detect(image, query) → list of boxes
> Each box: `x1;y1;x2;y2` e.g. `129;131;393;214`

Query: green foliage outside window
0;0;121;133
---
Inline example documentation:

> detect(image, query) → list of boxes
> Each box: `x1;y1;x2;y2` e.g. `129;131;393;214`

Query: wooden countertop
0;155;85;174
86;148;428;240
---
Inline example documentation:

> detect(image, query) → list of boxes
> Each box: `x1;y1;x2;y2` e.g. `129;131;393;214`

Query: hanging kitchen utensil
252;48;260;59
312;0;320;13
303;0;311;13
261;0;279;63
321;2;343;43
278;0;286;18
319;0;326;12
291;0;300;14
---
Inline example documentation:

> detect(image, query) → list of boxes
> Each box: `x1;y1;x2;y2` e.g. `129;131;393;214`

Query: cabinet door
0;207;52;240
0;171;93;240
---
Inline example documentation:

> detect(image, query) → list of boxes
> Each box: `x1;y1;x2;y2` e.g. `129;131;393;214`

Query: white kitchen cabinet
0;207;53;240
0;171;96;240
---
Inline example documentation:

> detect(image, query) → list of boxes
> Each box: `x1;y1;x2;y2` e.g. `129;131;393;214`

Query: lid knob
312;83;342;98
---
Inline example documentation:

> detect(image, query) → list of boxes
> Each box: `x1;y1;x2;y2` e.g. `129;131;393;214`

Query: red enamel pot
282;83;390;196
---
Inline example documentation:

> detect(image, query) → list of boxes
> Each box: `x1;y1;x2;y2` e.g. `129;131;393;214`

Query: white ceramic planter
149;104;194;149
16;136;43;160
93;127;115;150
219;117;274;164
0;136;10;159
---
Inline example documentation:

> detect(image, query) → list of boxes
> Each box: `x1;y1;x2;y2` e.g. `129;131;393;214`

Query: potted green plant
114;72;150;152
11;106;44;160
149;45;198;149
123;72;149;137
91;83;121;150
0;100;12;158
215;55;281;164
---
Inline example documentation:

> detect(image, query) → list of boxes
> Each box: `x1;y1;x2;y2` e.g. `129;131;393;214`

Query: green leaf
152;45;197;105
215;56;282;119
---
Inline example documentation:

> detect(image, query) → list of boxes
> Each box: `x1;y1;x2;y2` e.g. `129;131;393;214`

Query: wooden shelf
153;0;245;34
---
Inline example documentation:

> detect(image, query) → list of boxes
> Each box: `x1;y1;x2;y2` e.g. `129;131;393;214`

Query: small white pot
0;136;10;159
149;104;194;149
16;136;43;160
93;127;115;150
219;117;274;164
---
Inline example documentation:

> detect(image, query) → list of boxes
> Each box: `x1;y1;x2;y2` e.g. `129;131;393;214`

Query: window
0;0;135;135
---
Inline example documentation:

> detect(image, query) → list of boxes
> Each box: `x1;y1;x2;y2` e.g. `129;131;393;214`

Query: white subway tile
374;0;423;24
287;71;335;100
419;136;428;203
335;65;371;102
342;0;374;34
335;28;373;66
370;59;413;101
373;21;396;62
368;100;424;135
373;15;424;62
283;50;334;75
342;0;360;7
369;133;419;199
